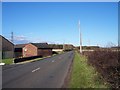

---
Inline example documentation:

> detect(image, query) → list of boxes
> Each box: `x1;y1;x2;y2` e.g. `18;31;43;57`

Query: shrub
14;55;42;63
83;49;119;88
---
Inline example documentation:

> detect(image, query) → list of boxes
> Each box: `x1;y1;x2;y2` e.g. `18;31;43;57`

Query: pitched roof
0;35;14;45
49;44;63;49
14;43;52;49
31;43;51;49
14;44;27;48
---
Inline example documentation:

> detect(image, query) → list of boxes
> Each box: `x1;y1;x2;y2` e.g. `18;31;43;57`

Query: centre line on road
32;67;40;72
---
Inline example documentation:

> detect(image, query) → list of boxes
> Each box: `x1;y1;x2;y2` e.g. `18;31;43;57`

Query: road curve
2;51;74;88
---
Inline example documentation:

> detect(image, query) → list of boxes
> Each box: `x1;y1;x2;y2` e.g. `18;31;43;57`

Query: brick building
14;44;27;58
0;35;14;59
14;43;52;58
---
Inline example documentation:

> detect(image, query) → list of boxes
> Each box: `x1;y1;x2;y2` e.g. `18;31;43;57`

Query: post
11;32;13;43
63;43;65;51
79;20;82;54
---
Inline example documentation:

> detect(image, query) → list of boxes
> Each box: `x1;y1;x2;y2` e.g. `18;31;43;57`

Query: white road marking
32;67;40;72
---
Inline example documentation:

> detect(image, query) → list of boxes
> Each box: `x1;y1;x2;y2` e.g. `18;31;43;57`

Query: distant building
31;43;52;57
49;44;63;52
76;46;100;50
14;43;52;58
111;46;119;49
0;35;14;59
49;44;74;52
63;44;74;51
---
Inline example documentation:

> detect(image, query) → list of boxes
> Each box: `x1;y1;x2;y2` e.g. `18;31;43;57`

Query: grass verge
85;49;119;88
68;51;109;88
1;58;14;65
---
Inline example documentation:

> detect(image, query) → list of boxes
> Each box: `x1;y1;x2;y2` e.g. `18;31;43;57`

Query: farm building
49;44;63;52
49;44;74;52
0;35;14;59
14;43;52;58
63;44;74;51
14;44;27;58
31;43;52;57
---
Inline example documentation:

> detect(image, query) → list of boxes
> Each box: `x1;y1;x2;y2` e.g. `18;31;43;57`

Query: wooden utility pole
79;20;82;54
11;32;14;43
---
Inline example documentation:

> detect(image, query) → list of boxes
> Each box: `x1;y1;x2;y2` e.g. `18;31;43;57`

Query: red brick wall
37;49;52;57
23;44;37;57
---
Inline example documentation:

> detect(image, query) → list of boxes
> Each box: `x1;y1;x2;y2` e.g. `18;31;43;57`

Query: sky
2;2;118;47
2;0;120;2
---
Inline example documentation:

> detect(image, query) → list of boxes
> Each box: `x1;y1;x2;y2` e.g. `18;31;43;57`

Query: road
2;51;74;88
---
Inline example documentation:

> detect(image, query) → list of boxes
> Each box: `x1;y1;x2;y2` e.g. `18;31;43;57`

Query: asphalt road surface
2;51;74;88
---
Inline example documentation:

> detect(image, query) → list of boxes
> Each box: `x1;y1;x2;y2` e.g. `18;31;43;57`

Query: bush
52;51;58;54
83;49;119;88
14;55;42;63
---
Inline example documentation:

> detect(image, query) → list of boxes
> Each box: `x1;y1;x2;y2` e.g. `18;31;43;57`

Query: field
83;49;119;88
69;51;108;88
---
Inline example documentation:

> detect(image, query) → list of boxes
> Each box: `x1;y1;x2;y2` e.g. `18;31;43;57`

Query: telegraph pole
79;20;82;54
11;32;14;43
63;40;65;51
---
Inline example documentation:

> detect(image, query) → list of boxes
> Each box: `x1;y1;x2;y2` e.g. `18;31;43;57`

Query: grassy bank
1;58;14;65
69;51;109;88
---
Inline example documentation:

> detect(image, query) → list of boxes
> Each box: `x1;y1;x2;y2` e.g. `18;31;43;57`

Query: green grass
1;58;14;65
69;51;109;88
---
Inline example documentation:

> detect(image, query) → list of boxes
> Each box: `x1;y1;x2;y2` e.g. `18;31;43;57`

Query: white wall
52;49;63;52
